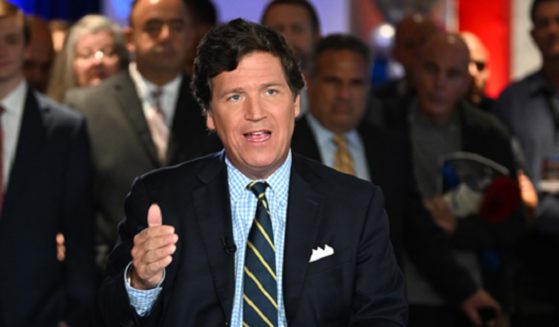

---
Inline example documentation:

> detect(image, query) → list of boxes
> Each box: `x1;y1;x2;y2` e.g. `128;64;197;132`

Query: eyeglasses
471;60;487;72
75;47;117;61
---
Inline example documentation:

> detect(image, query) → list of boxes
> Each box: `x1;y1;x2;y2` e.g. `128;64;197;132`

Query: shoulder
34;91;85;127
461;102;510;137
65;72;132;111
293;153;379;198
137;151;224;189
497;71;540;101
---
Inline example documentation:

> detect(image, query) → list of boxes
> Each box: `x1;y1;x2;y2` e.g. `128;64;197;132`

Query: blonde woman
47;14;128;101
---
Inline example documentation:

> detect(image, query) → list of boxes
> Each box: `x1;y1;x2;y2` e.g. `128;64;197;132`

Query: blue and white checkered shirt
125;152;291;326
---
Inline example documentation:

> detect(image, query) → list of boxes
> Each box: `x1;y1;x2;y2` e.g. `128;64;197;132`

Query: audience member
23;15;54;92
461;31;494;111
373;13;438;102
384;32;530;326
260;0;320;76
47;14;128;102
291;33;501;327
493;0;559;324
96;18;407;326
66;0;221;273
0;1;95;325
183;0;218;76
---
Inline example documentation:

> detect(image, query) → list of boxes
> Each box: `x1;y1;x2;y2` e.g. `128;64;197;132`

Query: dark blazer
65;71;221;269
0;88;95;326
292;116;478;304
96;152;407;326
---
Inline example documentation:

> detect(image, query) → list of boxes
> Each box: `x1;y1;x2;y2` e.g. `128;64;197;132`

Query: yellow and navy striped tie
333;134;355;176
243;181;277;327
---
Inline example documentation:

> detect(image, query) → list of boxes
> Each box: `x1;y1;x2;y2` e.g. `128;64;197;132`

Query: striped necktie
333;134;355;175
243;181;277;327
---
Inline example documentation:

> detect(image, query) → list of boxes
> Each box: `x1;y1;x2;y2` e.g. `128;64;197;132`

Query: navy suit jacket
0;88;95;326
96;152;407;326
291;116;479;304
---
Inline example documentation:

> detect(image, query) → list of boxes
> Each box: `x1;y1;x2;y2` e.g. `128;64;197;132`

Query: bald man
461;31;494;110
383;32;529;327
373;13;438;102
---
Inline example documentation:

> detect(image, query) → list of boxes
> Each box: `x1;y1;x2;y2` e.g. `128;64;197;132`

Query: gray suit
66;71;221;270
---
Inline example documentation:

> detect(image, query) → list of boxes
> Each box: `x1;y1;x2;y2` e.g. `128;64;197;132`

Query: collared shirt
306;113;370;181
0;80;27;189
227;151;291;327
128;62;181;127
125;152;292;326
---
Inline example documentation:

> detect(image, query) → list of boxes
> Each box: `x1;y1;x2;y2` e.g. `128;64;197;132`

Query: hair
260;0;320;34
309;34;372;74
530;0;559;23
191;18;304;113
46;14;129;102
0;0;30;45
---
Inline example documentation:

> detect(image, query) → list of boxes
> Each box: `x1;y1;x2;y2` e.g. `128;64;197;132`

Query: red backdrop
458;0;511;98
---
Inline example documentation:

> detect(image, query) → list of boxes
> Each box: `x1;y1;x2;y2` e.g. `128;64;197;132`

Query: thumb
147;203;163;227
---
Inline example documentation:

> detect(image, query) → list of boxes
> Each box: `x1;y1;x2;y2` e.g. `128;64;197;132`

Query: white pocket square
309;244;335;263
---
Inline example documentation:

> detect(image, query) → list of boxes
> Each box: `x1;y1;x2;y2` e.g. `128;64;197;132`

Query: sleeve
96;177;164;326
124;262;165;316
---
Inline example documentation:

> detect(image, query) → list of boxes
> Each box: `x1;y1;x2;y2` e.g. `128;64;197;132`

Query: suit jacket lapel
114;73;160;167
283;155;323;323
191;154;235;321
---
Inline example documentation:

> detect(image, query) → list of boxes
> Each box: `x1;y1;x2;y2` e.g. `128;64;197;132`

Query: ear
206;108;216;131
124;26;135;55
293;94;301;118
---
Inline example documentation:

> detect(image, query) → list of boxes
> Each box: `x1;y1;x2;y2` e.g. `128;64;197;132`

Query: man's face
531;1;559;60
207;51;300;180
0;14;28;88
307;49;369;134
127;0;194;77
23;19;54;92
414;35;471;121
262;4;318;71
462;33;490;98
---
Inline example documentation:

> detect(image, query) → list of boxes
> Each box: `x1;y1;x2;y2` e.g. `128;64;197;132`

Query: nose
244;96;266;121
158;24;171;41
337;83;351;100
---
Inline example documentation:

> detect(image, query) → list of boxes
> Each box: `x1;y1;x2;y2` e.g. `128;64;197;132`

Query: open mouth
244;130;272;142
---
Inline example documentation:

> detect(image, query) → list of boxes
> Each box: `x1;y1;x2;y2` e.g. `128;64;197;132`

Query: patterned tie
0;106;4;214
244;181;277;327
145;88;169;164
333;134;355;175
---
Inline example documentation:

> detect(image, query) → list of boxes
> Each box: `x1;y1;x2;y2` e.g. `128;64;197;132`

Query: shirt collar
128;62;182;103
1;80;27;116
306;112;360;148
226;151;292;211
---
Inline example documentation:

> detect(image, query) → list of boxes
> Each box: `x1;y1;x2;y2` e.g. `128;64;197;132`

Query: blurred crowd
0;0;558;326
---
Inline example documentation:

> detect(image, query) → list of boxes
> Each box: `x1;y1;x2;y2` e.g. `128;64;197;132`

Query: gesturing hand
130;204;178;290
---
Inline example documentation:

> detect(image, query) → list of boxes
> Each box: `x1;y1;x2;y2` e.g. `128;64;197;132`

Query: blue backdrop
10;0;100;21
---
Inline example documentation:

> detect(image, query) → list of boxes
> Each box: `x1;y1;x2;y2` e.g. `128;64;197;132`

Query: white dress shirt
0;80;27;189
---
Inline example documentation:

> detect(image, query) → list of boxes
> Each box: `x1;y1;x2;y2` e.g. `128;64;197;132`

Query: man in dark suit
96;19;407;326
291;33;505;327
66;0;221;271
0;2;95;326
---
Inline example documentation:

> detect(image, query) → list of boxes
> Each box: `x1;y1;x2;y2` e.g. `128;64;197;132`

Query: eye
265;88;279;96
226;94;241;102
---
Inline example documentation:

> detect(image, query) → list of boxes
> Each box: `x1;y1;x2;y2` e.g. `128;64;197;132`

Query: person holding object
96;18;407;326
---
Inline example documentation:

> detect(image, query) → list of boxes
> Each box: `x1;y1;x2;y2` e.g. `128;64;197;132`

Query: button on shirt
0;80;26;189
125;151;292;327
306;113;371;181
